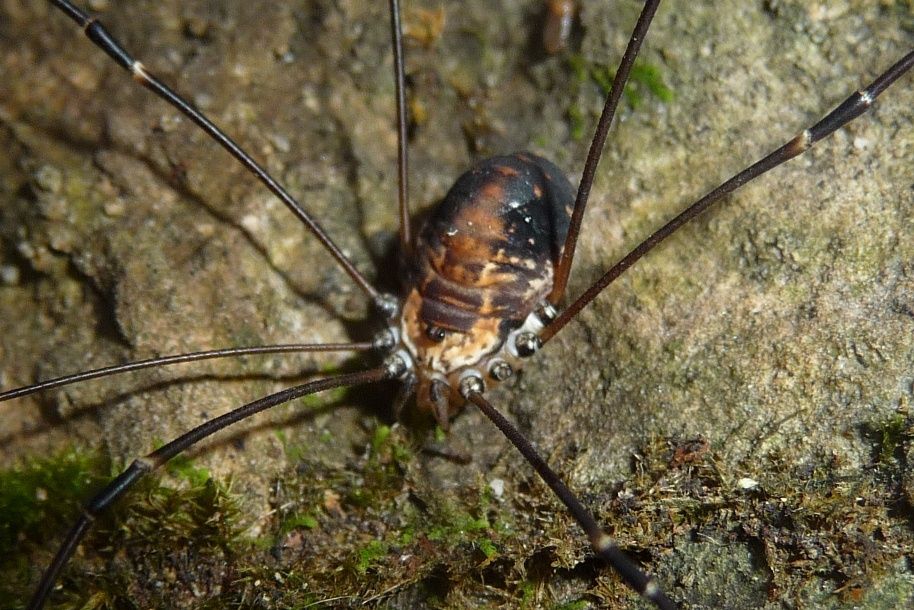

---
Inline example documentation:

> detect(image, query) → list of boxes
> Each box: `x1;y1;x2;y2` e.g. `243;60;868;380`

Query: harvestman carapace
3;0;912;607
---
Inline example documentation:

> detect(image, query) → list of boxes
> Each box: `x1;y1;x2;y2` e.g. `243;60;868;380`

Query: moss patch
1;448;243;610
4;416;913;609
566;54;673;139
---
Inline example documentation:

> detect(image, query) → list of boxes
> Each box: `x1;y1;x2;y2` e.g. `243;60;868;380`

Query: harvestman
2;0;912;607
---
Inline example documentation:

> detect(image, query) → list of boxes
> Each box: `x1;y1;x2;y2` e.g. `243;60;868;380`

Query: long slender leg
548;0;663;305
466;391;676;610
27;366;392;610
389;0;411;254
540;49;914;344
47;0;395;314
0;342;374;402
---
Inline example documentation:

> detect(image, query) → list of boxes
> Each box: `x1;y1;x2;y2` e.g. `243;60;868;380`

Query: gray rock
1;0;912;607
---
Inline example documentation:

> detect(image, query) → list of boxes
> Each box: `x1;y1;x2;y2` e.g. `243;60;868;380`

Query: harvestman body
2;0;912;607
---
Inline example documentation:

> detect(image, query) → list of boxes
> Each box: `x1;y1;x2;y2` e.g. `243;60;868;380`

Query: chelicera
2;0;912;608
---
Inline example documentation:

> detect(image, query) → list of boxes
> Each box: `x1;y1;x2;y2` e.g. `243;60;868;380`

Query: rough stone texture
1;0;913;608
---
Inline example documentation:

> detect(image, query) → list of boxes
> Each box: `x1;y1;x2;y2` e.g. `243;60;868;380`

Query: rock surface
1;1;913;608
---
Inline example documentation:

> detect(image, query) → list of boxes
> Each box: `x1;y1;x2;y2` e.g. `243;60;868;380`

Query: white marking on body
131;60;150;82
594;532;613;552
644;579;661;598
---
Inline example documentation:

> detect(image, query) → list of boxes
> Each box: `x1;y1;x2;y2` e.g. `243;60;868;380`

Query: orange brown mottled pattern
400;153;574;414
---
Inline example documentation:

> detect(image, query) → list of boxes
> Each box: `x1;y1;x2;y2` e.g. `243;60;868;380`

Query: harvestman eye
425;324;448;342
2;0;912;607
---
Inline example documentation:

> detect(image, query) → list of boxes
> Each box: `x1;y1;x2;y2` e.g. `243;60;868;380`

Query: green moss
628;63;675;105
517;580;536;606
872;412;910;466
279;511;318;533
0;450;110;608
567;103;587;141
343;423;413;509
0;449;109;558
9;425;910;608
355;539;390;575
433;425;447;444
275;428;310;464
0;447;244;609
256;419;555;605
566;54;674;139
476;538;497;561
164;452;211;488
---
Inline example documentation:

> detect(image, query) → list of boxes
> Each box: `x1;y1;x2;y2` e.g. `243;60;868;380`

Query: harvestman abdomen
1;0;913;607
